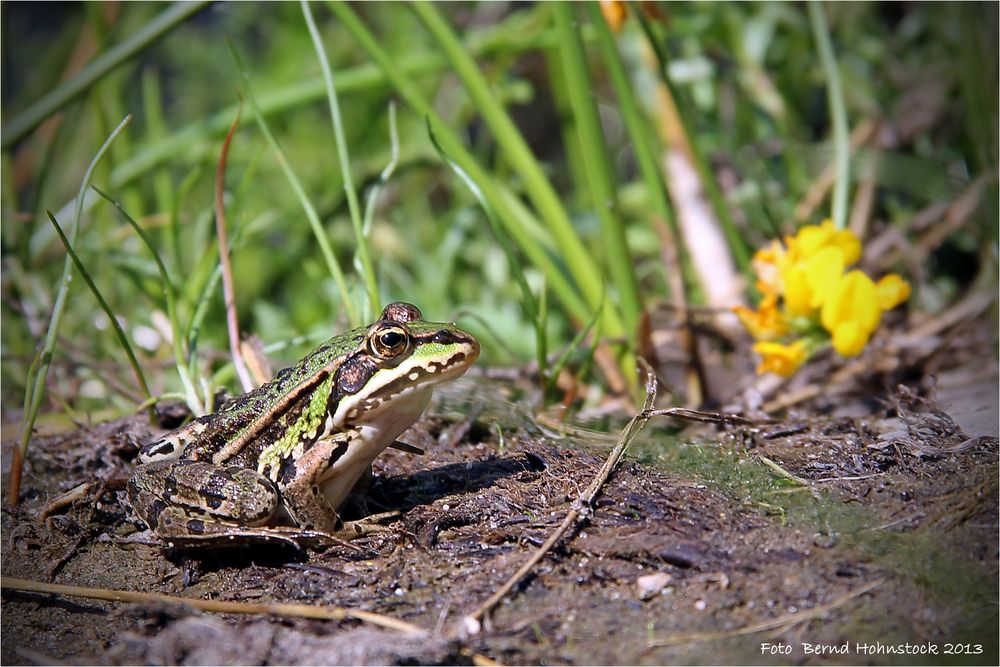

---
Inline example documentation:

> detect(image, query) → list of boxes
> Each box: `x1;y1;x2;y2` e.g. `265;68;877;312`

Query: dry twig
38;482;96;520
0;576;424;635
214;100;254;393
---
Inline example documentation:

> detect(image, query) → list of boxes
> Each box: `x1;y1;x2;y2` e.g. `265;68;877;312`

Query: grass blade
807;1;850;229
427;118;547;380
328;1;592;329
226;39;358;326
586;2;686;293
10;115;131;505
409;1;626;340
302;0;379;317
92;186;204;414
361;103;401;239
546;288;605;397
552;2;641;336
633;7;753;276
45;210;152;407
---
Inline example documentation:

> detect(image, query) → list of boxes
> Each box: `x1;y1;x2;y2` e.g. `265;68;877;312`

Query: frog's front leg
275;437;351;534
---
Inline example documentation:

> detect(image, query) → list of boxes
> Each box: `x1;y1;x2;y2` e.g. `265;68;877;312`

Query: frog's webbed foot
153;506;362;552
336;510;401;538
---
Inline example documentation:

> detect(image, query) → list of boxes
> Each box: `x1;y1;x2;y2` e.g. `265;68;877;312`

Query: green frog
128;302;479;548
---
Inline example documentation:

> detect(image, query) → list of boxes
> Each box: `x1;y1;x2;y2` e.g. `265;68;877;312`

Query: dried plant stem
650;216;705;407
463;363;659;630
0;576;424;635
648;579;883;646
756;454;809;486
214;102;254;393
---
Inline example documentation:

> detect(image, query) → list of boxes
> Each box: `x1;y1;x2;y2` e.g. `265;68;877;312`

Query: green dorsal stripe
257;374;336;480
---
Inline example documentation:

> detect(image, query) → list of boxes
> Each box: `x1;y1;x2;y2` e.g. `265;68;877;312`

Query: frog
127;302;479;548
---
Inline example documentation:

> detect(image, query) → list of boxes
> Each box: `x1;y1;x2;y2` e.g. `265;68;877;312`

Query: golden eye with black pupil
369;325;409;358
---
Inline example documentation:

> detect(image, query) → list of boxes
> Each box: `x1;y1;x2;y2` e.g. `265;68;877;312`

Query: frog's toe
336;511;400;538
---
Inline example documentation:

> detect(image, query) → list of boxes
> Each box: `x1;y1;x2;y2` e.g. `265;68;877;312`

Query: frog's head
331;302;480;428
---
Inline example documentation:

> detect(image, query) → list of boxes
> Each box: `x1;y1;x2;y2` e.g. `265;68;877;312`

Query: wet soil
2;369;997;665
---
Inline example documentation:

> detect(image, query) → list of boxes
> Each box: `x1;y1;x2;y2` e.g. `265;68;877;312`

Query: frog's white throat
317;386;434;510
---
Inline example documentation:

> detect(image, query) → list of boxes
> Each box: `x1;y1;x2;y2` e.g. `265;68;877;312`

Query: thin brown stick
642;406;761;426
1;576;424;635
215;98;254;393
756;454;808;486
39;482;95;519
6;448;24;505
648;579;883;646
461;363;660;632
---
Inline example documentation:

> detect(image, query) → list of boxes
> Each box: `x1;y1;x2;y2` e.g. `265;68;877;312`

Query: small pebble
635;572;672;600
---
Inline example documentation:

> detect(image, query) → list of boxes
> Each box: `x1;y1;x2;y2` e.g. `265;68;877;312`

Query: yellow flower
876;274;911;311
786;219;861;266
753;340;808;377
752;241;785;296
820;270;881;356
781;246;845;316
733;293;787;341
737;217;911;374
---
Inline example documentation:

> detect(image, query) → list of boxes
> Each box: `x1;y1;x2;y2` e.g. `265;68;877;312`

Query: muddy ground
2;342;998;665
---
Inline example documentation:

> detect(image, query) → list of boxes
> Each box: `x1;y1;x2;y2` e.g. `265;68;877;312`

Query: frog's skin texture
127;302;479;547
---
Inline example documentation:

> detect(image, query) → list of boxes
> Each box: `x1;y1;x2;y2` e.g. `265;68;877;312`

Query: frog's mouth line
335;345;477;425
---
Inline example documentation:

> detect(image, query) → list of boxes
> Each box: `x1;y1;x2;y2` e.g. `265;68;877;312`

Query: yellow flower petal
876;274;911;311
831;228;862;266
753;340;808;377
803;246;846;309
752;241;785;296
831;321;870;357
821;270;881;338
787;219;861;266
790;222;834;260
733;294;787;341
782;264;813;316
781;246;844;316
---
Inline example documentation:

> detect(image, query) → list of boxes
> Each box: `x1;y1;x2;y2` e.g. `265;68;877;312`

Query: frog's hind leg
128;460;276;545
129;460;360;550
129;460;276;524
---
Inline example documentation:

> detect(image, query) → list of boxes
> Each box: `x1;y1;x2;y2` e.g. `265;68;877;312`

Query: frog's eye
370;325;410;358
